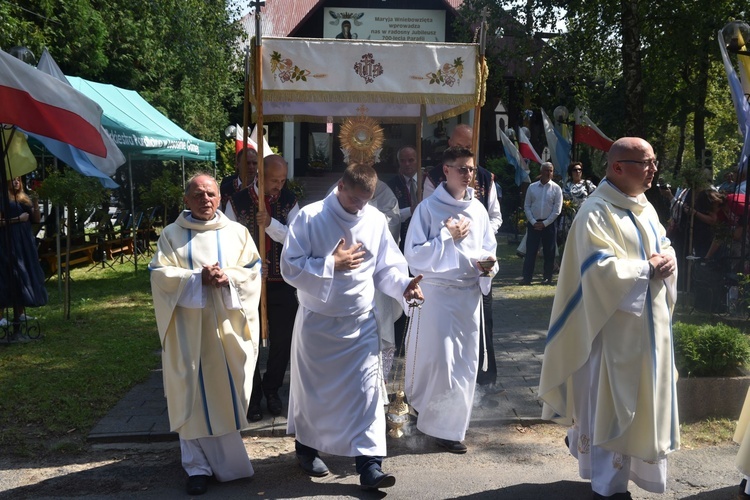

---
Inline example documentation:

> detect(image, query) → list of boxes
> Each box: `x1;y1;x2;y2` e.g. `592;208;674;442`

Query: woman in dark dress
0;177;47;326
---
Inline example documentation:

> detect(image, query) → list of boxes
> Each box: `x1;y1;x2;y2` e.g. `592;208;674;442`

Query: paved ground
88;235;548;443
2;200;745;499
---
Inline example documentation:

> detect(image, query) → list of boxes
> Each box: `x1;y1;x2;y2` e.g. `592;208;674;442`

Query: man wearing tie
386;146;419;253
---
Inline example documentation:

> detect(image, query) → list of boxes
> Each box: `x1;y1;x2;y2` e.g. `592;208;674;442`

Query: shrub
673;322;750;377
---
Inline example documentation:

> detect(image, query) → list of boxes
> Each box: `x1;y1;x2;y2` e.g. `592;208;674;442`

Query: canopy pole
254;3;269;348
417;105;425;202
129;153;137;273
472;9;489;160
241;45;251;189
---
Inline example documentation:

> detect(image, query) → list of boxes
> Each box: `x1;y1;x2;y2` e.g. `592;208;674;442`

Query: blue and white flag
499;128;530;186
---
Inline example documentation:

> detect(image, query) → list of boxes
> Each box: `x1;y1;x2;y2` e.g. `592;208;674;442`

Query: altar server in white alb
280;163;423;491
404;146;497;454
538;137;679;499
149;173;262;496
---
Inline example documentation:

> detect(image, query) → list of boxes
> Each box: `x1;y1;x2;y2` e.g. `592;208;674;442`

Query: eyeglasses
572;169;582;172
618;159;659;169
450;166;476;175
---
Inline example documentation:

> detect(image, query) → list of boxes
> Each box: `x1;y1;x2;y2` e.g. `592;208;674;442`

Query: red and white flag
0;49;107;157
574;108;614;152
234;124;258;153
517;127;543;164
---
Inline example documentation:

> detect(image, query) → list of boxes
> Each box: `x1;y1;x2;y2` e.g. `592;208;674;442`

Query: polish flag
517;127;543;164
574;108;614;152
235;124;258;153
0;49;107;157
35;48;124;178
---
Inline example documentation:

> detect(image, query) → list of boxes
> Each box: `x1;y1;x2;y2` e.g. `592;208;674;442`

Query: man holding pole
226;155;299;421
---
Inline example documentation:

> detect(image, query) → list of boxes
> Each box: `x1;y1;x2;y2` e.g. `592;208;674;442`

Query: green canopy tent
64;77;217;272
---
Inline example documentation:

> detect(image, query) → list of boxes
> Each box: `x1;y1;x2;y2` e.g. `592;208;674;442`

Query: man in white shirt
522;162;562;285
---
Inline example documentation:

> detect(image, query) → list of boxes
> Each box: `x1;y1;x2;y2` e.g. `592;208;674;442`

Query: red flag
574;108;614;152
517;127;543;164
0;49;106;157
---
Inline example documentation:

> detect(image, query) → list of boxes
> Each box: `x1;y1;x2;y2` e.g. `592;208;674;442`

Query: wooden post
252;2;269;347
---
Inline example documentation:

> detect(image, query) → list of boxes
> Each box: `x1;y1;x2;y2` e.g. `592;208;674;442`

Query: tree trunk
693;47;710;163
621;0;644;137
675;112;687;176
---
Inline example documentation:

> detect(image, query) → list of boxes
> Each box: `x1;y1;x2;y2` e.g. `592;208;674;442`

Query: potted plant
308;144;329;177
673;322;750;422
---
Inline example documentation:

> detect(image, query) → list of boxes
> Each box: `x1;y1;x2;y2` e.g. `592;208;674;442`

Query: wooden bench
39;244;98;276
103;237;134;261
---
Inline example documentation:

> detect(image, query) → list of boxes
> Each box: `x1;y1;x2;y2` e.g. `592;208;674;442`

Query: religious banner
258;37;482;124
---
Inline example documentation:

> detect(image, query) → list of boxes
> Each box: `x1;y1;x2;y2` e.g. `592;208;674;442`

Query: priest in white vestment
538;138;679;499
733;389;750;497
404;146;497;454
149;174;262;496
281;163;423;491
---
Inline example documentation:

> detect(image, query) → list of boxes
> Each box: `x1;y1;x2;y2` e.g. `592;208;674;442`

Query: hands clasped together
201;262;229;288
648;253;676;280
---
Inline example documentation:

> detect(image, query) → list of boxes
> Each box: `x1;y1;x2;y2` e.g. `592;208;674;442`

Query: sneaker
19;314;36;321
0;318;7;328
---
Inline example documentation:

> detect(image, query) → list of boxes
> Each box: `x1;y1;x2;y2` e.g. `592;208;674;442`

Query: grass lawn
0;258;161;457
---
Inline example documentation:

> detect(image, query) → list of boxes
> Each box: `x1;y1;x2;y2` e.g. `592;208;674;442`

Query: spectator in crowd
521;162;562;285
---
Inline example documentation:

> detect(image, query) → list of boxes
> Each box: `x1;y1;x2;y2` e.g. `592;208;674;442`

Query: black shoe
520;280;532;286
740;479;750;499
436;438;467;454
592;492;632;499
186;474;210;495
296;453;329;477
360;467;396;490
247;403;262;422
541;278;552;285
266;392;283;416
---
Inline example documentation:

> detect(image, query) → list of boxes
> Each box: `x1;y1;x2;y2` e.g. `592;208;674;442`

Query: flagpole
416;105;424;202
241;46;251;189
253;2;269;348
